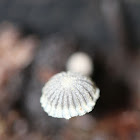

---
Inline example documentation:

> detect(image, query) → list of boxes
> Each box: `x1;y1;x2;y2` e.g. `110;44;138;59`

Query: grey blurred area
0;0;139;45
0;0;140;140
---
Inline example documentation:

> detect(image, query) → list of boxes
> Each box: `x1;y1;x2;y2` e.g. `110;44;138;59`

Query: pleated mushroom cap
40;71;100;119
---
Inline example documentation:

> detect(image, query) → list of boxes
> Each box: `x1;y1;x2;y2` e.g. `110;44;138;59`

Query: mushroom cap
40;71;99;119
66;52;93;76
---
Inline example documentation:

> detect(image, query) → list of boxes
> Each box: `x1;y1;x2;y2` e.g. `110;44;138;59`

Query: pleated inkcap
40;71;100;119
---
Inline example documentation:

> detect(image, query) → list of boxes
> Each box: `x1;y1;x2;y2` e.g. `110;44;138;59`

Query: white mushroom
66;52;93;76
40;71;100;119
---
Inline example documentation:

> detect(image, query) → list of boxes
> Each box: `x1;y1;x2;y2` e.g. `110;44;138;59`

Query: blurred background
0;0;140;139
